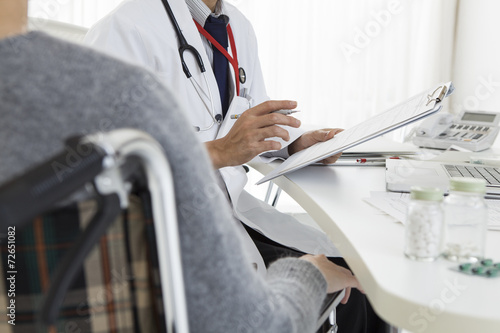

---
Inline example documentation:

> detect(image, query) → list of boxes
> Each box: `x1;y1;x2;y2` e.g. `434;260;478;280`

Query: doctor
85;1;390;331
85;0;342;275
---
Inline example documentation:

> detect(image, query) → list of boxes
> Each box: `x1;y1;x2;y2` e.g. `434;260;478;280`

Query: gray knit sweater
0;32;327;332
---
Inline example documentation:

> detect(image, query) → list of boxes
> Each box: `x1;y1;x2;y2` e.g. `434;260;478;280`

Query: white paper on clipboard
257;82;455;185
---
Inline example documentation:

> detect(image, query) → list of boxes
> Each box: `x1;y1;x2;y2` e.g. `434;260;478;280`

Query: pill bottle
442;177;487;262
404;186;444;261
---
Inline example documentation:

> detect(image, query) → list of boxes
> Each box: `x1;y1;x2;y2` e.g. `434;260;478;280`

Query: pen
356;158;386;164
356;156;401;164
230;109;300;120
271;109;301;115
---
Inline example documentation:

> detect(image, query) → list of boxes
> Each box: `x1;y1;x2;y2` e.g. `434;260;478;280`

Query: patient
0;1;362;332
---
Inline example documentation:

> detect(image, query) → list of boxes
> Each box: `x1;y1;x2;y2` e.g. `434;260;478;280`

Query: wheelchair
0;129;341;332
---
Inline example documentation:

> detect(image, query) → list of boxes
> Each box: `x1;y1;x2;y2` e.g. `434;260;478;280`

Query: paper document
364;191;409;222
257;82;454;185
364;191;500;231
342;136;419;156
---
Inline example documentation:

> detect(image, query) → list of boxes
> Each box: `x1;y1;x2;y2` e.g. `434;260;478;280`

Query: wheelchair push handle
0;140;107;229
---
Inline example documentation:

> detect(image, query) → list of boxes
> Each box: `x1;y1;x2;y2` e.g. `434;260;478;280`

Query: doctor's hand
288;128;344;164
300;254;363;304
205;100;301;169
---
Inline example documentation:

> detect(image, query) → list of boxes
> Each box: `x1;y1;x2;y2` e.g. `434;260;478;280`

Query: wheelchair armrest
316;289;345;332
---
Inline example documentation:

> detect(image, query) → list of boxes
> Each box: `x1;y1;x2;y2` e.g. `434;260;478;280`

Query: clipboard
256;81;455;185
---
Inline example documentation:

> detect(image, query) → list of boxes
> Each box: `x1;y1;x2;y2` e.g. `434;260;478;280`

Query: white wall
451;0;500;147
451;0;500;115
230;0;457;142
29;0;500;145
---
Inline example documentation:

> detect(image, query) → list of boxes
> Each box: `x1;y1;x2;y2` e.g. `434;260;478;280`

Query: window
29;0;457;140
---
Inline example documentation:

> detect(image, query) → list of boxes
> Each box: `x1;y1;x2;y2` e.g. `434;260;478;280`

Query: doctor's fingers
309;128;344;142
249;112;300;129
247;100;298;116
319;152;343;165
255;125;291;142
251;140;283;155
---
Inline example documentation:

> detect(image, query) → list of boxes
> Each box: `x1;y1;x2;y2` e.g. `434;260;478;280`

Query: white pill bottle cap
410;186;443;201
449;177;486;193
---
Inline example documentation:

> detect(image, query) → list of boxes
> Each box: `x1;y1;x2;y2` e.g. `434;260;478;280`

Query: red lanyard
194;20;240;96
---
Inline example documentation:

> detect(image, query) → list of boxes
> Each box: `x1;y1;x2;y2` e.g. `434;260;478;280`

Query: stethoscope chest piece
193;114;222;132
239;67;246;84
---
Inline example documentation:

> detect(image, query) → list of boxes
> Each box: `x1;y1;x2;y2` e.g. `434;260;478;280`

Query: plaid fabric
0;195;166;333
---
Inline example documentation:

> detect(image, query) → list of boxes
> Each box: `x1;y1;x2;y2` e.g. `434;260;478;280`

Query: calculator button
473;134;483;140
483;126;490;131
469;126;476;130
463;125;469;130
456;125;463;129
450;124;457;129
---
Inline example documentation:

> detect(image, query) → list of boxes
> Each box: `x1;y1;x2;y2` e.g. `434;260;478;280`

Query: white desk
250;162;500;333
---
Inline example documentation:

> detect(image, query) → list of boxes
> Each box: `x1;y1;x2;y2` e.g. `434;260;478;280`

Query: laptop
385;159;500;197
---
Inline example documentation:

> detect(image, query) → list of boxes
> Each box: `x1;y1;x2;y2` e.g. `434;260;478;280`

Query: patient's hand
288;128;344;164
300;254;363;304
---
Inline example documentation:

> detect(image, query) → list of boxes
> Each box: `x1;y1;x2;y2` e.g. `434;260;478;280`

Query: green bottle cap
449;177;486;193
410;186;443;201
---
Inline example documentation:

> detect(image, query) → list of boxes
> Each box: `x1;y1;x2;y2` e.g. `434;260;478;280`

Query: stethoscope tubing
190;75;219;132
161;0;238;132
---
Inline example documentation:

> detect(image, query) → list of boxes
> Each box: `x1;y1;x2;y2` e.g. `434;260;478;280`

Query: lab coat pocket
216;96;250;140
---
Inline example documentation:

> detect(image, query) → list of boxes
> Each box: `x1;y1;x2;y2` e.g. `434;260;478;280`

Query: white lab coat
85;0;340;275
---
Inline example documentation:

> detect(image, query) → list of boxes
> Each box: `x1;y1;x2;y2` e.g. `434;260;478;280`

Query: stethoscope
160;0;246;132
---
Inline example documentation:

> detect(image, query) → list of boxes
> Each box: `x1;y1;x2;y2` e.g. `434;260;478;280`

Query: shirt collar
185;0;229;27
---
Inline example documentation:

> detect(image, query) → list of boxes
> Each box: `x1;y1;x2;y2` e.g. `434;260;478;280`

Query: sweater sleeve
266;259;328;331
95;65;328;332
118;71;328;333
0;33;329;333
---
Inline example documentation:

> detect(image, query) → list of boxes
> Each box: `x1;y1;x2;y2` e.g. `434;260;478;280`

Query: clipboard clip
426;85;448;107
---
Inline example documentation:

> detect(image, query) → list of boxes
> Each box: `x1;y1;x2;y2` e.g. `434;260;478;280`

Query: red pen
356;156;401;163
356;158;385;164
